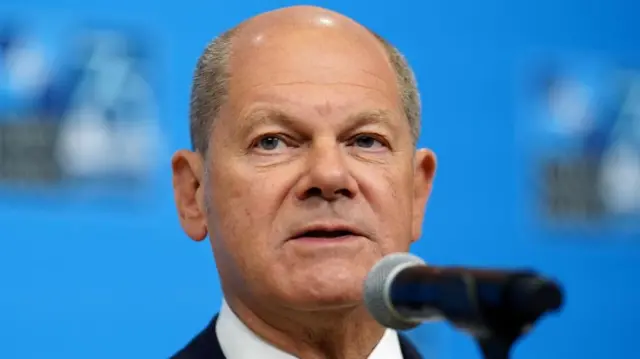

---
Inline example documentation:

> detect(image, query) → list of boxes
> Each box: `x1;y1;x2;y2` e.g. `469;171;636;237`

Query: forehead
221;24;403;124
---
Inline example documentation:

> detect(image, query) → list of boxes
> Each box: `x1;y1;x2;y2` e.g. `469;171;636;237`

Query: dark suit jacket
172;315;422;359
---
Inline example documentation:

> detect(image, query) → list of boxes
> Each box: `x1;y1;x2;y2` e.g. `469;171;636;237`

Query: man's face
174;19;435;310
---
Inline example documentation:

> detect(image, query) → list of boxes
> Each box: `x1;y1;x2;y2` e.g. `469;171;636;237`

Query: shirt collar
215;300;404;359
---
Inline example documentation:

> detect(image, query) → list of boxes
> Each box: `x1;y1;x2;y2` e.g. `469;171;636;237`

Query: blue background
1;0;638;358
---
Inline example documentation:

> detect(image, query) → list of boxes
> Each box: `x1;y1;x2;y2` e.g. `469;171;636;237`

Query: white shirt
216;300;404;359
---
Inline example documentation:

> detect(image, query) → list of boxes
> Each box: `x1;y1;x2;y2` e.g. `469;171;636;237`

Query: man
171;5;437;359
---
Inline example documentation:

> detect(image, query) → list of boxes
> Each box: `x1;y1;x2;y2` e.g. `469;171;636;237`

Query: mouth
290;226;364;241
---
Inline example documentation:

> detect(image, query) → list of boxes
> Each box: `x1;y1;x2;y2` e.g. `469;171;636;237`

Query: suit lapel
171;316;225;359
398;333;423;359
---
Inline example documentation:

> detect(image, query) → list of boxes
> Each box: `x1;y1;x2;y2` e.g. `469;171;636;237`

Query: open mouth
292;229;357;240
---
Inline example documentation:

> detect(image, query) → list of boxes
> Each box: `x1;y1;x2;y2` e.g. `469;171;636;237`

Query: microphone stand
478;337;513;359
415;277;559;359
473;319;524;359
462;275;560;359
381;261;563;359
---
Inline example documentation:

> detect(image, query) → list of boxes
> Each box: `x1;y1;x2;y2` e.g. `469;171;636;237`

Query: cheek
208;162;292;251
357;164;415;251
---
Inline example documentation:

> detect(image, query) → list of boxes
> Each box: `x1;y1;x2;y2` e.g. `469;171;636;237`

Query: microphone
363;253;564;339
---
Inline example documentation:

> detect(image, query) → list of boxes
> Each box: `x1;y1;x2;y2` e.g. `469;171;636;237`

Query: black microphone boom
389;262;563;335
363;253;564;359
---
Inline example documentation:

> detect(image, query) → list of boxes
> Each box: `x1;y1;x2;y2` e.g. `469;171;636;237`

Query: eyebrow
237;108;399;138
236;109;304;138
344;109;399;133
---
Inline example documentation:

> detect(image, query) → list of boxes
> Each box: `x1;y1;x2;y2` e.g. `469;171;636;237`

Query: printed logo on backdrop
0;22;161;198
527;57;640;233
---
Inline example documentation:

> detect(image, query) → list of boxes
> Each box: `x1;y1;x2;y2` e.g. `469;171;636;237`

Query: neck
225;295;387;359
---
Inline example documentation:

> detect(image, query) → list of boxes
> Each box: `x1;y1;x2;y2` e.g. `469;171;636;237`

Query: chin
284;293;363;311
279;274;366;310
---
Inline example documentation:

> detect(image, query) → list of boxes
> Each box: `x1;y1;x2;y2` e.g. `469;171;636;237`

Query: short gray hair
189;27;420;155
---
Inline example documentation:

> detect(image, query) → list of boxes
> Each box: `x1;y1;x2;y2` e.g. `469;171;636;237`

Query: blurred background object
0;21;161;196
524;57;640;232
0;1;638;359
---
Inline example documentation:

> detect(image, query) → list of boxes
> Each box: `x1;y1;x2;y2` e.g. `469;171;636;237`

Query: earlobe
171;150;209;242
411;148;437;242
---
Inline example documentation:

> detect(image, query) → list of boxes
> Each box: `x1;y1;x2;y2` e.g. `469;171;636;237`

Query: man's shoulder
170;314;423;359
170;316;226;359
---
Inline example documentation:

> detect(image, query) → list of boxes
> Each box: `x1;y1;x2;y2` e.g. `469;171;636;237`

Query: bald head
189;5;420;155
232;5;387;51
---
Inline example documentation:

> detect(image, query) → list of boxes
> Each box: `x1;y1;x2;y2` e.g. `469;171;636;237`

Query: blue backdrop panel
0;1;638;358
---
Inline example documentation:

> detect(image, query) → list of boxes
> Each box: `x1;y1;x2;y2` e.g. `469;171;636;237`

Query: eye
257;136;282;150
351;134;386;149
252;135;292;152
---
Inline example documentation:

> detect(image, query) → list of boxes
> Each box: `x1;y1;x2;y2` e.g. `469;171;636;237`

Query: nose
295;140;359;201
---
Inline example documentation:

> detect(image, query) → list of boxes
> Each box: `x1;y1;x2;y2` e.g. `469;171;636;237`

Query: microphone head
363;252;426;330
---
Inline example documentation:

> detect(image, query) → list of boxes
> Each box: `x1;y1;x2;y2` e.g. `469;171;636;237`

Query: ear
411;148;437;243
171;149;208;241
